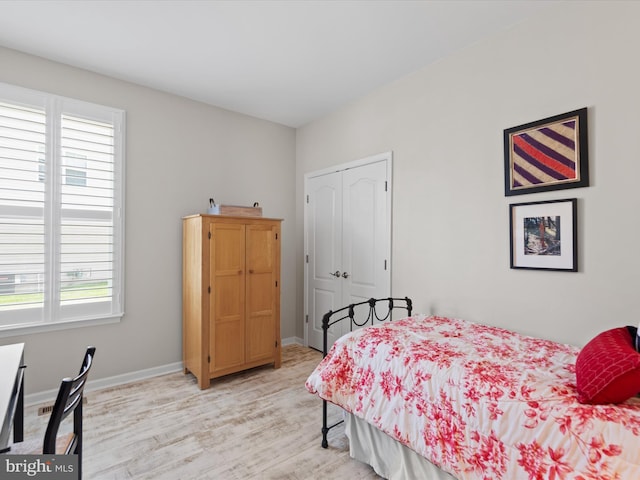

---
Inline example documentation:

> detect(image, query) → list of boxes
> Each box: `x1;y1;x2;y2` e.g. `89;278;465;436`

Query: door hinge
208;286;211;294
208;231;211;239
275;280;278;287
384;259;387;270
275;233;278;240
306;194;309;203
207;355;211;363
385;180;388;192
305;314;309;324
275;340;278;348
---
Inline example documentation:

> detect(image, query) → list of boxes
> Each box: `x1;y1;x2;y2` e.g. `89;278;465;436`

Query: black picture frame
504;108;589;196
509;198;578;272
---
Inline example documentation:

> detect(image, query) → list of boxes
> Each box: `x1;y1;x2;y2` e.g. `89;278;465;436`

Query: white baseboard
282;336;304;346
26;340;307;407
26;361;183;407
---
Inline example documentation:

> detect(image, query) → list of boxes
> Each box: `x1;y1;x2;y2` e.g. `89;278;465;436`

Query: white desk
0;343;25;453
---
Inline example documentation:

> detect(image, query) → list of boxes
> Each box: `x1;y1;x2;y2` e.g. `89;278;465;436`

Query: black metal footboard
321;296;413;448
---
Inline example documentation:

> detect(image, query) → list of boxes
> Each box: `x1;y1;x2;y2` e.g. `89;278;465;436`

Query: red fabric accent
576;327;640;404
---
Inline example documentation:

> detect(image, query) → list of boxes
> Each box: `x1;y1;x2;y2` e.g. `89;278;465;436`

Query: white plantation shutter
0;100;46;319
0;83;124;334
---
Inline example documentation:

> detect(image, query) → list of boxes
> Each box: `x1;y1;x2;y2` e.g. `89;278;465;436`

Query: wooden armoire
182;214;282;389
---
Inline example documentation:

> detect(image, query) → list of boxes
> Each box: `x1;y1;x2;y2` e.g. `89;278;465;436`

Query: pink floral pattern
305;315;640;479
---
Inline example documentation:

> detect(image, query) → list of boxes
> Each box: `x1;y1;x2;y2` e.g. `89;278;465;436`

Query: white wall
0;47;296;395
296;1;640;347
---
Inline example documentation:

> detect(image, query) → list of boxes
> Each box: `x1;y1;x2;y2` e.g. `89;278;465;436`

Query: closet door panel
342;160;389;304
306;172;343;351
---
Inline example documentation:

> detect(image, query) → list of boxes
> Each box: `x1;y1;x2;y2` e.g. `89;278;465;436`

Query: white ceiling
0;0;550;128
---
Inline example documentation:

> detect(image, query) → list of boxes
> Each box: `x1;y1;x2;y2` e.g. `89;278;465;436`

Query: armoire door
209;222;246;373
305;155;391;351
245;223;278;364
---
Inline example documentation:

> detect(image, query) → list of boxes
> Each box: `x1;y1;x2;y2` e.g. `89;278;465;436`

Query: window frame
0;82;125;337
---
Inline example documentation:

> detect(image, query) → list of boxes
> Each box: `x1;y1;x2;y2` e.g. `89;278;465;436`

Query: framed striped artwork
504;108;589;196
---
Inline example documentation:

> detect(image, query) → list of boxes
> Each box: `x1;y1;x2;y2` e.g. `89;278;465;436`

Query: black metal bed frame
320;296;413;448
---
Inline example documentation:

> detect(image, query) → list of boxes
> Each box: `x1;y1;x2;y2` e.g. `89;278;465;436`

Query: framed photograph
504;108;588;196
509;198;577;271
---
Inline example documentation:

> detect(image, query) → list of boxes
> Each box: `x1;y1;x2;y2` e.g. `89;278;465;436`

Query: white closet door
342;160;389;306
306;171;343;352
305;155;391;352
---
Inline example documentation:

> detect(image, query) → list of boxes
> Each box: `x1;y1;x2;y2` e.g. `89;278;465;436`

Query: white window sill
0;314;123;338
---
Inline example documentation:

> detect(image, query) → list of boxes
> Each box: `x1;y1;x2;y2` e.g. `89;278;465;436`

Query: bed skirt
345;413;457;480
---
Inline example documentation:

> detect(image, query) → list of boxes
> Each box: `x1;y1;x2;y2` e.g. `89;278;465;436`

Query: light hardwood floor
19;345;381;479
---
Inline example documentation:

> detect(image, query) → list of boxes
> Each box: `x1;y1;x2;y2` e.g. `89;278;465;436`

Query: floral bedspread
305;315;640;480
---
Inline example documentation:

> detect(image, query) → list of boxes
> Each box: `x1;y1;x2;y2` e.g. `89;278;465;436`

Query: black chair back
43;346;96;478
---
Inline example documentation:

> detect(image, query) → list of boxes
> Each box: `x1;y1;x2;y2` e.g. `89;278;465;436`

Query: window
0;82;125;335
63;154;88;187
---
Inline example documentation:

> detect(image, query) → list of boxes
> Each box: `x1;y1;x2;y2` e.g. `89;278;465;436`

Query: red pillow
575;327;640;404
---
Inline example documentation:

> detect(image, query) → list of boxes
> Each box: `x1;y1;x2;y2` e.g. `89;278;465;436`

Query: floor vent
37;397;88;416
37;405;53;416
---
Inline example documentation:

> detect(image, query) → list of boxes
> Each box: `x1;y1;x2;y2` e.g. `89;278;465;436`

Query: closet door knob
329;270;341;277
341;272;349;278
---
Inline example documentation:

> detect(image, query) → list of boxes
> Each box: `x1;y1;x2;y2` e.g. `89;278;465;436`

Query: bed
305;297;640;479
